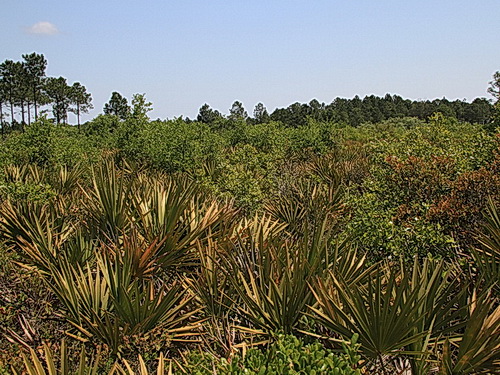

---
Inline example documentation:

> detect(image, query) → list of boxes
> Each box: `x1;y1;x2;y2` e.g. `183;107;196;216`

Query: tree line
193;73;499;128
2;52;498;133
95;85;500;130
194;95;495;128
0;53;93;133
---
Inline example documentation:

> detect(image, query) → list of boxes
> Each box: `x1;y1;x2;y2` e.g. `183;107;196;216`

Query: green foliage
474;198;500;292
312;266;428;362
310;258;473;373
20;117;56;166
0;181;56;202
121;118;224;173
131;94;153;122
44;77;72;125
286;119;335;154
205;144;276;212
104;92;130;120
15;336;361;375
0;118;100;168
269;95;495;127
0;132;21;168
342;114;499;259
182;335;361;375
374;113;496;171
243;121;287;154
83;114;120;144
344;190;455;260
228;101;248;122
197;103;223;124
2;88;500;374
252;102;269;124
51;127;100;167
0;161;231;357
69;82;93;128
45;255;193;356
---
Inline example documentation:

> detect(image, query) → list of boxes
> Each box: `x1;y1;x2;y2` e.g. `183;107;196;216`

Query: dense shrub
374;113;496;171
344;190;455;261
204;144;278;212
428;154;500;243
342;114;499;258
0;181;56;203
0;118;100;169
181;335;361;375
121;118;225;172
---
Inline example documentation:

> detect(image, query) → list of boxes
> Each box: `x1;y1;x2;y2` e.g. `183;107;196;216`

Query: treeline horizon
193;93;494;128
0;52;497;131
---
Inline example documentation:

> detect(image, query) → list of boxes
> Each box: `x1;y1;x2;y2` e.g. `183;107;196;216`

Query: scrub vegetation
0;54;499;374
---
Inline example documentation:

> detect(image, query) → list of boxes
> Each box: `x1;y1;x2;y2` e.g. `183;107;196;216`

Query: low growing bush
181;335;361;375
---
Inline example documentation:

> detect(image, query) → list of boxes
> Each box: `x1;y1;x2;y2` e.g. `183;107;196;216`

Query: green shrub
122;118;225;172
287;119;336;154
0;119;100;168
373;113;496;171
344;190;455;261
182;335;361;375
18;117;55;166
0;181;56;203
206;144;278;212
341;115;498;259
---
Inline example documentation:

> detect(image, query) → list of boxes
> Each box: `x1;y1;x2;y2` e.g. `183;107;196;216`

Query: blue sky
1;0;499;122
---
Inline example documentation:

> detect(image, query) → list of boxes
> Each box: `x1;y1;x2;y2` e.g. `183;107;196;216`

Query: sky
1;0;500;122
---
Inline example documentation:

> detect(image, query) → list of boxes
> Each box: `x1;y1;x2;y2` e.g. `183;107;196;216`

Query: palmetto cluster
1;159;499;374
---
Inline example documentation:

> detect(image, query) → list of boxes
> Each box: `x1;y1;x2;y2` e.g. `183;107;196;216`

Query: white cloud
25;21;59;35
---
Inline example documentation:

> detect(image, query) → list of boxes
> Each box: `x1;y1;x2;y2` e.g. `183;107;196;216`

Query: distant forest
215;94;494;128
0;53;496;131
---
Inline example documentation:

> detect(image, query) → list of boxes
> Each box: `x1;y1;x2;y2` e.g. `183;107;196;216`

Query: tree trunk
55;100;60;124
33;85;38;121
21;102;25;122
0;100;4;137
27;102;31;125
77;102;81;131
21;100;25;132
9;90;14;123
